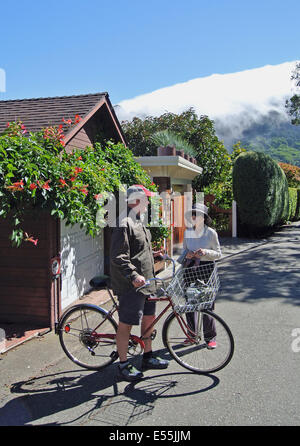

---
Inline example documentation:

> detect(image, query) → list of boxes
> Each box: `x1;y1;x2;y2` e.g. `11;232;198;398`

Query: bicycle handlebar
135;255;177;292
135;277;163;292
158;254;176;277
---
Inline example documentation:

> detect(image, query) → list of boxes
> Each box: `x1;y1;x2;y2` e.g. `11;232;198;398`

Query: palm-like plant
150;130;196;156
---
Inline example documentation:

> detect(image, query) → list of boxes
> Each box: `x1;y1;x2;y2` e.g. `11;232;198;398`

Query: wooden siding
0;211;59;327
65;125;93;152
66;102;125;153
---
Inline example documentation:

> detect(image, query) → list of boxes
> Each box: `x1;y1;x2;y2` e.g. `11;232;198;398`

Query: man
110;185;169;381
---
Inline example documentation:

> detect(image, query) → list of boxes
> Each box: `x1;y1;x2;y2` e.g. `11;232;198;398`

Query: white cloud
116;61;298;146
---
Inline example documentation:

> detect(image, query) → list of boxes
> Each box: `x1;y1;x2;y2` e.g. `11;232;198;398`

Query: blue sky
0;0;299;105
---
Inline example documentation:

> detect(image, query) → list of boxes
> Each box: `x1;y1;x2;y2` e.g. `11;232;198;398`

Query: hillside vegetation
231;119;300;166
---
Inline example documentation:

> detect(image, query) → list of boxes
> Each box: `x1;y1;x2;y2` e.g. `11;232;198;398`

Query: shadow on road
0;357;220;426
217;238;300;306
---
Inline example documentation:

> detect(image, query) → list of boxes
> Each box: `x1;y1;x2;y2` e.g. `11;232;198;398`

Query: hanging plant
0;119;156;246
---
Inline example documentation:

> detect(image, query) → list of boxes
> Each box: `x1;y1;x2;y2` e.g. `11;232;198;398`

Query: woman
178;203;222;348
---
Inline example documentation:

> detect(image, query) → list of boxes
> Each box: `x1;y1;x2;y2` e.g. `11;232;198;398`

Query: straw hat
184;203;208;220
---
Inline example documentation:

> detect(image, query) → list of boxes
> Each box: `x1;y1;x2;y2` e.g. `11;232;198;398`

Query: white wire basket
166;263;220;313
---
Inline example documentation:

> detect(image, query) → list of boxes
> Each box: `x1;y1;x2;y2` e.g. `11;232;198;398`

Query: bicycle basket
166;263;220;313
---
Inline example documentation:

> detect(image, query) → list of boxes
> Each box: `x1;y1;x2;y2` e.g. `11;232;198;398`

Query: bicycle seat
89;275;110;289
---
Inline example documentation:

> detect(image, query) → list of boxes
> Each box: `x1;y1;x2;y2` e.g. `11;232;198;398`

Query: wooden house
0;93;126;331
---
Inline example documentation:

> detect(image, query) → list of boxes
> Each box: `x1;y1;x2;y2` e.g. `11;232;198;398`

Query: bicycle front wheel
162;310;234;374
58;304;118;370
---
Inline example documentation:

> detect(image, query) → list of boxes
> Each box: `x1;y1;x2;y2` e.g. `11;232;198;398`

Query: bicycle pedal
110;351;119;361
151;329;157;340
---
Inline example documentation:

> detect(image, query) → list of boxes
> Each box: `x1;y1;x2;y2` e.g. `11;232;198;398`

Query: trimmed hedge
295;189;300;221
233;151;289;230
288;187;298;221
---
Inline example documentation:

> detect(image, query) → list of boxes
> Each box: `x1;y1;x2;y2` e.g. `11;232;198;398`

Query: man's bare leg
141;315;156;353
116;321;132;362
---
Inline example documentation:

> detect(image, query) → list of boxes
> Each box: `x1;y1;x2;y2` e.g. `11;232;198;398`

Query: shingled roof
0;93;125;142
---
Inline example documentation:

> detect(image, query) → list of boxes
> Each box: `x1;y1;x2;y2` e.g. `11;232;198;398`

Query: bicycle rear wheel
58;304;118;370
162;310;234;374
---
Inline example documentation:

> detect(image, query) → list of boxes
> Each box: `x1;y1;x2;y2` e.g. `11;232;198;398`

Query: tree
122;108;231;189
286;62;300;125
203;141;247;209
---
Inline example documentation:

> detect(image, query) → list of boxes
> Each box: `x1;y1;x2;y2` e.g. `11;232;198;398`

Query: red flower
79;188;88;196
29;183;37;190
14;180;24;187
74;167;83;174
59;178;67;187
37;180;51;190
6;180;24;191
94;193;103;200
20;124;27;134
62;118;72;125
24;232;38;246
28;237;38;246
42;180;51;190
74;114;82;124
77;156;82;160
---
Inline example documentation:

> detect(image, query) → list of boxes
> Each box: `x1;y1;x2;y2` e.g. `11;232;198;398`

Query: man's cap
126;184;155;201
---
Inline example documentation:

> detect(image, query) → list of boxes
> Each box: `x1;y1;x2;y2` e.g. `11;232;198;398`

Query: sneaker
206;340;217;349
142;354;169;370
118;362;144;382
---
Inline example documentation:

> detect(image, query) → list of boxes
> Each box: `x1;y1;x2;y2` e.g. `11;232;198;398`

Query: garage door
60;221;104;309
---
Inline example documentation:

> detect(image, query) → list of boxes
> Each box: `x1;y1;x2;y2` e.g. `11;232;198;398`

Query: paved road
0;223;299;426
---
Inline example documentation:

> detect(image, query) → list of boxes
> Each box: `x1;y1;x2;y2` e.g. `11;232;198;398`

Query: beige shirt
179;225;222;262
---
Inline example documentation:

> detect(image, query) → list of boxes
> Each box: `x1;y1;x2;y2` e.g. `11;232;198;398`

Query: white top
181;226;222;262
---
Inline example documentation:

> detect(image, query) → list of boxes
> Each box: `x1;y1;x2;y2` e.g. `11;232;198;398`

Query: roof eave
63;95;107;145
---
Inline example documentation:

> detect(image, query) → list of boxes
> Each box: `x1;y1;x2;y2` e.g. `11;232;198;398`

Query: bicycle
56;256;234;374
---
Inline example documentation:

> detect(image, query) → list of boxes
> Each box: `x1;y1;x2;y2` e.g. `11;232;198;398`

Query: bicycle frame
74;290;196;352
58;255;234;374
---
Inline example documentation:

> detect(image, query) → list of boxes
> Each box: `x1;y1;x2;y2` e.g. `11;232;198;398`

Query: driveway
0;223;299;426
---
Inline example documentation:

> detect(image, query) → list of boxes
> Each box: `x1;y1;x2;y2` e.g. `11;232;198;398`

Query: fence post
232;200;237;238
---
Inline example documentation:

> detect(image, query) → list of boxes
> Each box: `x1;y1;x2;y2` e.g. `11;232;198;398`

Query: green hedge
295;189;300;221
288;187;298;221
232;151;289;230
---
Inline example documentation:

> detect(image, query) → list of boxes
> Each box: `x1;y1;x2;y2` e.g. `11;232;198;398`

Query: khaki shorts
118;289;156;325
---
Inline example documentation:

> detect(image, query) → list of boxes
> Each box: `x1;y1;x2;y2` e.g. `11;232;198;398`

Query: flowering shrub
0;120;155;246
278;162;300;188
6;120;27;136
